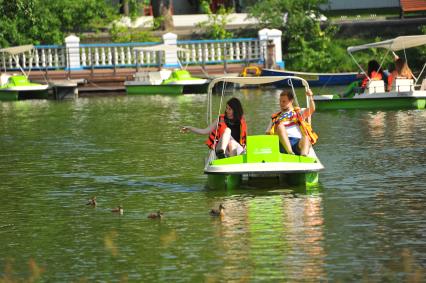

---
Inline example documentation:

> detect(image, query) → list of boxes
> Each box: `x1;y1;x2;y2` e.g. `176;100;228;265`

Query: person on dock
265;89;315;156
181;97;247;159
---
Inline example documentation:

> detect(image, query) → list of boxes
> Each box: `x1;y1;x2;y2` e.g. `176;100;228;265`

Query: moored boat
0;45;49;101
124;44;209;95
261;68;359;87
314;35;426;110
204;76;324;190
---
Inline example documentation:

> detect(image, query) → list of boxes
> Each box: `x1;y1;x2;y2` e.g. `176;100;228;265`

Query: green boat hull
207;171;319;190
126;84;184;95
0;90;19;101
205;135;323;190
0;90;49;101
0;75;49;101
316;96;426;110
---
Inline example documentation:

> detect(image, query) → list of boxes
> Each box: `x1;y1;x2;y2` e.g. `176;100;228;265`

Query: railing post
162;32;180;68
258;29;269;68
224;42;228;73
268;29;284;69
65;35;82;70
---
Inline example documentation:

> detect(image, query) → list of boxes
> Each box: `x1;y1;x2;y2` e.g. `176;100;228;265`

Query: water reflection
0;92;425;281
363;110;420;147
207;189;326;281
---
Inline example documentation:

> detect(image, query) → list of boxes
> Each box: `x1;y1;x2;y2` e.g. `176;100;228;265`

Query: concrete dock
29;63;249;96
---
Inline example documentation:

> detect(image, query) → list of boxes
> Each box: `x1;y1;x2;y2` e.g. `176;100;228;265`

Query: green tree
0;0;118;47
197;0;233;39
248;0;355;72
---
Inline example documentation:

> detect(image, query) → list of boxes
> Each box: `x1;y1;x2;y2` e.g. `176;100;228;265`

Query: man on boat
266;89;315;156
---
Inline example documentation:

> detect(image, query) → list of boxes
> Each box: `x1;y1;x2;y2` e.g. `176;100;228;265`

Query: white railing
178;38;261;65
0;30;284;71
79;42;162;68
0;45;66;71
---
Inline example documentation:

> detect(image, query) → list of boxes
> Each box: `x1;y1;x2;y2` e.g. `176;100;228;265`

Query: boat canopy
207;76;310;124
347;35;426;53
207;76;309;93
133;44;189;53
0;45;35;55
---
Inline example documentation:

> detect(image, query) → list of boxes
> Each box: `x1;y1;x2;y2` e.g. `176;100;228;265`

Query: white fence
0;30;284;71
0;45;67;70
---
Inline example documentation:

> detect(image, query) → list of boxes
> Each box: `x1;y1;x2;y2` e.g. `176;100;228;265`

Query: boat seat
421;78;426;90
246;135;280;163
148;72;164;85
0;73;11;86
394;78;414;92
134;72;149;83
366;80;385;94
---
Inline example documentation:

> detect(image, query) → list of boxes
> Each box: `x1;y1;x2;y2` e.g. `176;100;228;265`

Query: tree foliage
0;0;117;47
196;0;233;39
248;0;356;72
110;24;160;43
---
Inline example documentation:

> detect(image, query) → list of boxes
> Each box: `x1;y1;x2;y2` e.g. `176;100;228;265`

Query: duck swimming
111;206;123;215
148;211;163;219
209;204;225;217
86;196;97;207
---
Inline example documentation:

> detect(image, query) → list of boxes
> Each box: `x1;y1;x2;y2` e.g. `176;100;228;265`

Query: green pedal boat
314;35;426;110
204;76;324;190
0;45;49;101
124;44;209;95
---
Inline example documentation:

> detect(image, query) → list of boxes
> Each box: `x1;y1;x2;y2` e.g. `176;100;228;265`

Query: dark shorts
279;137;301;155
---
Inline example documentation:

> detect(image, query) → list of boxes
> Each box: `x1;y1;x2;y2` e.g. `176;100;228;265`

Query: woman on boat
395;56;414;79
387;55;414;91
265;89;315;156
361;59;384;89
181;97;247;159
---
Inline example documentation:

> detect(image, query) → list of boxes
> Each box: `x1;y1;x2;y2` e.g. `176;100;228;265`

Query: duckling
86;196;97;207
209;204;225;217
148;210;164;219
111;205;124;215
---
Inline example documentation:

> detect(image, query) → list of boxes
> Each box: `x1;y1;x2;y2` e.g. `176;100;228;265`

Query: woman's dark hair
226;97;244;121
388;62;396;73
367;60;382;76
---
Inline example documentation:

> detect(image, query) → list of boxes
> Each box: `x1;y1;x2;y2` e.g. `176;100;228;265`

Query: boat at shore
0;45;49;101
125;68;209;95
314;35;426;110
204;76;324;190
261;68;359;87
124;44;209;95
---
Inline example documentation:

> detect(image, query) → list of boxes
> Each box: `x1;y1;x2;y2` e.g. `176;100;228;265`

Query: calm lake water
0;88;425;282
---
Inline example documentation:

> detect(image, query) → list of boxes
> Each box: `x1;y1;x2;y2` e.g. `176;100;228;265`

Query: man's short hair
280;89;294;100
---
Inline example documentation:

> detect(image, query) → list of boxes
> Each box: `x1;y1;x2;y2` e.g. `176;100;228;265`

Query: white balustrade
81;49;86;67
41;50;46;67
0;32;276;71
35;51;40;68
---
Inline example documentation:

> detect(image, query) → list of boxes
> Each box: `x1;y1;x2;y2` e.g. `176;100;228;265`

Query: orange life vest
294;108;318;145
270;109;318;145
205;114;247;149
269;110;299;135
361;71;383;88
